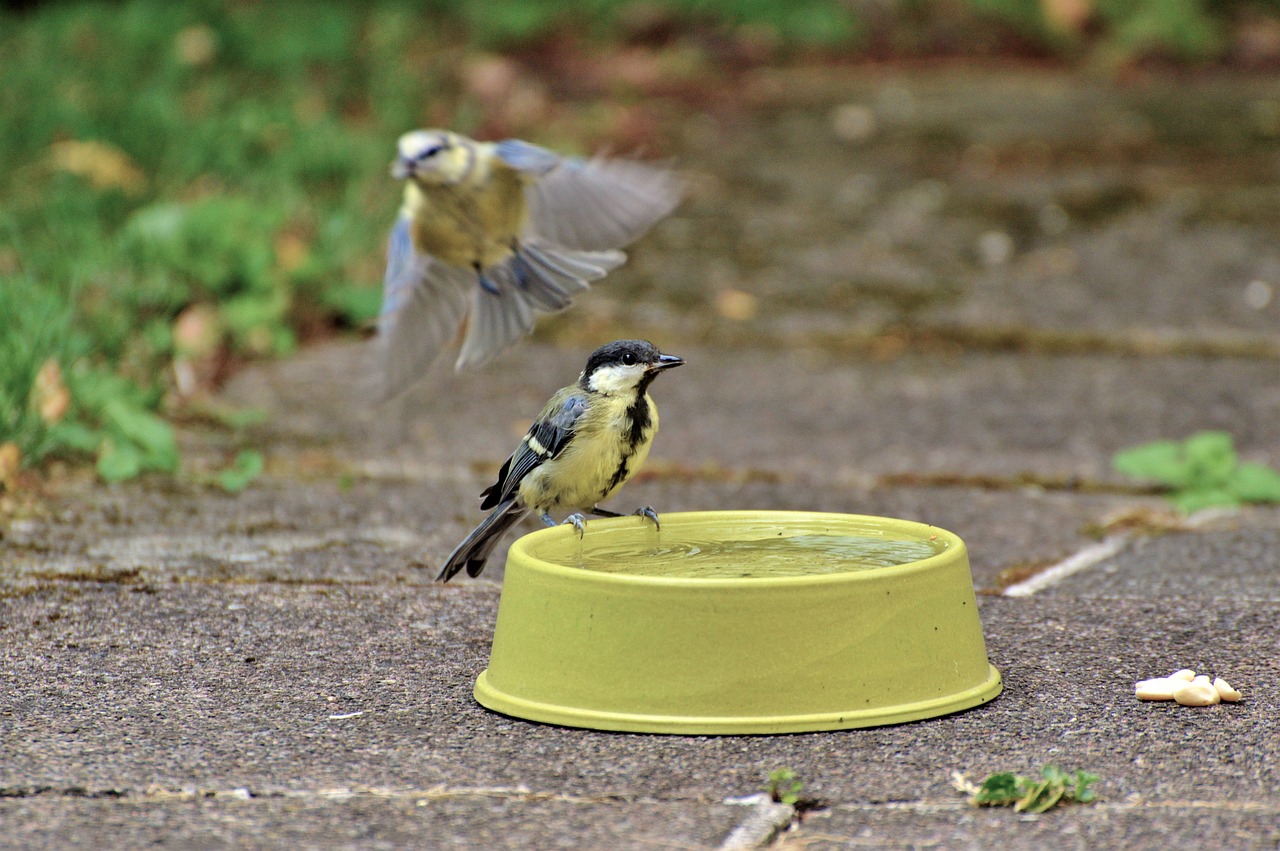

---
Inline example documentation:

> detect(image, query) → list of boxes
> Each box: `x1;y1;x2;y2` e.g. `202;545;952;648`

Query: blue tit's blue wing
451;138;680;371
455;278;537;371
496;138;683;252
376;215;473;400
455;244;627;369
480;392;589;509
524;157;682;252
494;139;563;174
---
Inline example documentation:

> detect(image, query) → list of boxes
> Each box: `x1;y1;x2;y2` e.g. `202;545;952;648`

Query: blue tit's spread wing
524;158;683;251
495;140;682;252
456;279;536;371
376;216;472;400
480;392;589;509
512;241;623;310
493;139;562;174
456;245;626;369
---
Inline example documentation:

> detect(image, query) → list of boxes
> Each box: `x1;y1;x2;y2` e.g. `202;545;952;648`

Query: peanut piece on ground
1135;678;1177;701
1173;679;1221;706
1213;677;1242;702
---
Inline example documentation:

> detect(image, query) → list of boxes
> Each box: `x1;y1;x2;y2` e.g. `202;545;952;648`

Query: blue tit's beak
650;353;684;371
390;156;413;180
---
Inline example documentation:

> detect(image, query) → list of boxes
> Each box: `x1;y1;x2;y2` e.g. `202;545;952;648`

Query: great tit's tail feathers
454;243;623;369
436;498;527;582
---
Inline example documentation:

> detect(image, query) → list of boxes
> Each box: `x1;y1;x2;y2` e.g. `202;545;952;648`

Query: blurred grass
0;0;1265;483
1;0;440;479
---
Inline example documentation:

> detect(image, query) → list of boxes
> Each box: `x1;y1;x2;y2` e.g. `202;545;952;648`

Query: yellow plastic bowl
474;511;1001;734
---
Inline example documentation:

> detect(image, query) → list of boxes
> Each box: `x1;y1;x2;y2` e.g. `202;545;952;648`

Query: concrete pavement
4;67;1280;848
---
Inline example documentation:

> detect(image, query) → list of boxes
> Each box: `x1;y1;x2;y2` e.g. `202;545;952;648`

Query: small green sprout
1113;431;1280;513
765;768;805;806
212;450;265;493
961;765;1099;814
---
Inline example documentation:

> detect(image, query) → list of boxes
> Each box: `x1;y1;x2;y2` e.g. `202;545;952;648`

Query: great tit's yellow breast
519;393;659;515
404;159;529;269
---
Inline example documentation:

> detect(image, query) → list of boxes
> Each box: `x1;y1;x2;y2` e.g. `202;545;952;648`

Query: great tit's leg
475;262;501;296
590;504;660;528
635;506;661;530
561;512;588;539
538;512;557;527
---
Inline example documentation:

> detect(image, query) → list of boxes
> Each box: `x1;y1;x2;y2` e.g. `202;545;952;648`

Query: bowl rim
508;509;966;589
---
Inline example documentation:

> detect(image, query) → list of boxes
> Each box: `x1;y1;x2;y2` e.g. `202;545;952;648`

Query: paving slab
6;65;1280;850
646;68;1280;339
0;796;744;851
223;340;1280;486
1045;528;1280;600
199;337;1280;590
3;583;1276;848
0;469;1161;590
780;802;1280;849
32;336;1274;591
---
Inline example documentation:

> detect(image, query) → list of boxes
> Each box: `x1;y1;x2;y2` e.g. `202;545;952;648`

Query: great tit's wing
376;215;472;400
495;139;682;252
480;390;589;509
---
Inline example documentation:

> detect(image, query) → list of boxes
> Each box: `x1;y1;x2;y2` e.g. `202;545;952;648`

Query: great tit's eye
416;144;444;161
621;352;638;366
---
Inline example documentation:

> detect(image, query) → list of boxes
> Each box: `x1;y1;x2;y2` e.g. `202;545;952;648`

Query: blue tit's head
391;129;460;184
581;340;683;396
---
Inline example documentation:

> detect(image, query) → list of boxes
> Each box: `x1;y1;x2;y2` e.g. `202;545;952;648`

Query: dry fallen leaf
715;288;759;322
0;442;22;489
31;359;71;424
49;139;147;194
174;24;218;67
274;230;311;274
1041;0;1092;33
172;303;223;359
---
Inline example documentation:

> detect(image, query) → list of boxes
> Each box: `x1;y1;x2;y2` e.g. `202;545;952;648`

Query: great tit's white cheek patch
587;364;647;395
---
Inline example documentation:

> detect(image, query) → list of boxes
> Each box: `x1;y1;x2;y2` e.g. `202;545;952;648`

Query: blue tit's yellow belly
405;169;528;269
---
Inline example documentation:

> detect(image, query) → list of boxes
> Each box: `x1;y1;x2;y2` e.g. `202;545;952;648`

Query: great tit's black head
391;129;457;182
581;339;683;395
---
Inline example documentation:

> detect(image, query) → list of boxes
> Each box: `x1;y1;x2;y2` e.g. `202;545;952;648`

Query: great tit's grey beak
390;157;413;180
651;353;684;371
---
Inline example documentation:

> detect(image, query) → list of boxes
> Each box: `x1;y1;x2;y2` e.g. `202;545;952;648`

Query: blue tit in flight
437;339;683;582
377;130;682;400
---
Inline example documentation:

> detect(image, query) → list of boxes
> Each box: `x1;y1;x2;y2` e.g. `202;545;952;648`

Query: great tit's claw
562;512;587;539
636;506;660;530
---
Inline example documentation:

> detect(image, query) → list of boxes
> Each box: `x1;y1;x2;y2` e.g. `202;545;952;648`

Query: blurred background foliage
2;0;1279;487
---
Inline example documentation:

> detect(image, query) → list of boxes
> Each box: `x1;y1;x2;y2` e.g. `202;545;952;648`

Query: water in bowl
567;532;944;579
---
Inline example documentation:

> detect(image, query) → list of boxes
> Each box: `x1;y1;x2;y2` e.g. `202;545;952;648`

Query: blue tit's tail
455;241;625;369
437;498;528;582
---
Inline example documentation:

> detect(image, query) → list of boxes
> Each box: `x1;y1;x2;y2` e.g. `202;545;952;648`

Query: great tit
437;339;683;582
377;130;682;400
